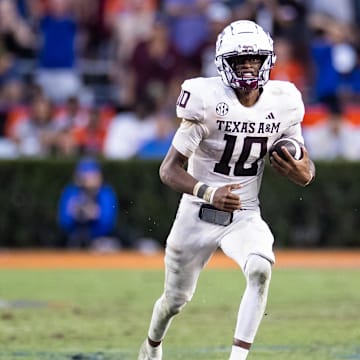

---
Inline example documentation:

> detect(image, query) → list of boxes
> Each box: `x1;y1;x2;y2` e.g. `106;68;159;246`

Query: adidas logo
265;112;275;120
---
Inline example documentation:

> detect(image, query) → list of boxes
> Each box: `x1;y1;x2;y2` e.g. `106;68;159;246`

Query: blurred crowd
1;0;360;160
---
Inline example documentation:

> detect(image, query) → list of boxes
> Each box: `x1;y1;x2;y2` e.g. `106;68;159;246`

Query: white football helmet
215;20;276;90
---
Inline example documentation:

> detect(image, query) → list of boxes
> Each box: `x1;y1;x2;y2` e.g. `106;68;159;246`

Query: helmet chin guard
215;20;276;90
237;78;259;90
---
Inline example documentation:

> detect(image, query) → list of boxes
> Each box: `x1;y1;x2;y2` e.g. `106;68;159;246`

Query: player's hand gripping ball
269;137;303;162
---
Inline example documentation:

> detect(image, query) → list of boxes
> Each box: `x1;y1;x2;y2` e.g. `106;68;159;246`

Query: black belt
198;204;233;226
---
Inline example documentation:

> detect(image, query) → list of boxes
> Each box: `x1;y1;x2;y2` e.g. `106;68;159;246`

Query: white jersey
172;77;305;210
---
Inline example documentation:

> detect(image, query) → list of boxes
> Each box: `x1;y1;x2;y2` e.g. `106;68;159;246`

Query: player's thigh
164;200;219;301
220;210;275;270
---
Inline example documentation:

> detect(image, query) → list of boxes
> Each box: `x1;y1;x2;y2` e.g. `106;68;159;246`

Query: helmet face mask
215;20;276;90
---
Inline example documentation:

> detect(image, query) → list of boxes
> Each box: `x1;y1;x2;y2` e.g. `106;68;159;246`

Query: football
269;137;303;161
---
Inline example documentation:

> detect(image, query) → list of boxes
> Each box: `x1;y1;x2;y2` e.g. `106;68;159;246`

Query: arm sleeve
172;119;208;157
172;78;209;157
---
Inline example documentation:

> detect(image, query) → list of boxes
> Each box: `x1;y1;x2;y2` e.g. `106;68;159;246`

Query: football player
138;20;315;360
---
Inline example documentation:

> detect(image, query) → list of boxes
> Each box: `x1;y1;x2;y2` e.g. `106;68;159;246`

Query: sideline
0;249;359;269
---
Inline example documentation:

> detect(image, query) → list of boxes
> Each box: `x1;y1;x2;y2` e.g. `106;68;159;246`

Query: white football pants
147;197;275;343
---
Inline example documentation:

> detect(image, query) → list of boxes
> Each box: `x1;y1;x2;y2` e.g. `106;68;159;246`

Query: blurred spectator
55;95;89;130
136;134;173;160
303;107;360;160
0;0;359;162
71;0;109;59
106;0;157;61
270;36;308;99
125;14;183;110
163;0;211;75
10;95;59;157
0;0;34;110
53;95;90;156
0;0;36;59
73;107;108;156
103;98;158;159
107;0;158;106
136;114;176;159
54;97;114;156
0;45;24;109
233;0;309;39
58;157;120;250
308;13;359;110
34;0;83;103
308;0;356;25
0;135;17;158
200;2;232;77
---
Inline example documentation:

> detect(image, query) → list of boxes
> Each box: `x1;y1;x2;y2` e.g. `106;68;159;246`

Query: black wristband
196;184;209;198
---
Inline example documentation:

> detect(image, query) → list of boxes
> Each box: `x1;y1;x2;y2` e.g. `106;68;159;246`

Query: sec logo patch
216;102;229;116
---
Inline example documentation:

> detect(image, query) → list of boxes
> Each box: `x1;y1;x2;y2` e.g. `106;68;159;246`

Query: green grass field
0;268;359;360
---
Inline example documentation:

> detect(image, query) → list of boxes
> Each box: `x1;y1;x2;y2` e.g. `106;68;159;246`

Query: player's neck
235;88;262;107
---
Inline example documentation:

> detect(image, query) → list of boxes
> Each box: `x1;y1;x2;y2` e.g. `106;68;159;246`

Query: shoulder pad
266;80;305;125
176;78;210;123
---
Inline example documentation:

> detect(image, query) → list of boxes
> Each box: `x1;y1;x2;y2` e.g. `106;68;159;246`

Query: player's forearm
160;163;219;205
159;146;198;195
159;161;197;195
